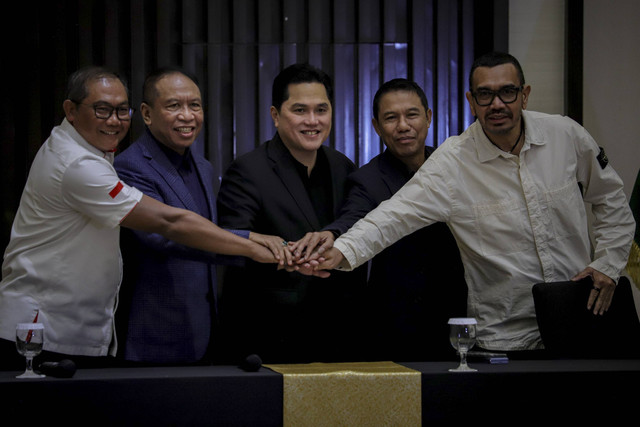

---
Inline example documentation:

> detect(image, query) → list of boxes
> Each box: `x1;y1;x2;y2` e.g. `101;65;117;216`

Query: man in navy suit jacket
293;79;468;361
114;68;287;364
216;64;368;364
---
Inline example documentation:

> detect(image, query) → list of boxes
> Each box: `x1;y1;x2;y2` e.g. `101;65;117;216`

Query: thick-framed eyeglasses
75;102;134;121
472;86;523;106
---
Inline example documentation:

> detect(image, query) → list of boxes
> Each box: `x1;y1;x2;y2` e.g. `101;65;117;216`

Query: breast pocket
473;198;533;257
545;179;584;239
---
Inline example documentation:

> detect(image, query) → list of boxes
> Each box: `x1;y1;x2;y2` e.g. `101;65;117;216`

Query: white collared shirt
0;119;143;356
335;110;635;351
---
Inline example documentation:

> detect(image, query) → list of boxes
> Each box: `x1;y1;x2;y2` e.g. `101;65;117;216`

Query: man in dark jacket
293;79;468;361
217;63;368;364
115;67;287;365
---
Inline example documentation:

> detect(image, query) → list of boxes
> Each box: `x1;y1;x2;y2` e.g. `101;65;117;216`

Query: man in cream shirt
313;52;635;356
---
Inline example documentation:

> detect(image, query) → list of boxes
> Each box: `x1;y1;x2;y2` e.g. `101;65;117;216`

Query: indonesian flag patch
109;181;124;198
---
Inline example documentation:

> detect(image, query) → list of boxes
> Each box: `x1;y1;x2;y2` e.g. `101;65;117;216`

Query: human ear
141;103;152;126
270;106;280;128
62;99;77;123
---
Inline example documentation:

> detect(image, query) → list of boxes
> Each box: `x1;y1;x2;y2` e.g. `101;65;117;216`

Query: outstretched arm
121;194;277;263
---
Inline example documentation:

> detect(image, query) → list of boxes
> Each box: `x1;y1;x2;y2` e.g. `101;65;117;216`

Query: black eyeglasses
472;86;523;106
75;102;134;121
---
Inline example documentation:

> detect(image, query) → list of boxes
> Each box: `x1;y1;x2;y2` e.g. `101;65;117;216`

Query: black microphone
239;354;262;372
38;359;77;378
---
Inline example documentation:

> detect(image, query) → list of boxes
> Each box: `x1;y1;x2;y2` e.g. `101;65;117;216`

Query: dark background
0;0;583;252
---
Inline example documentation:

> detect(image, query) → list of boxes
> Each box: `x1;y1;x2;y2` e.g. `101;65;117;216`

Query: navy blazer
114;130;246;364
216;133;368;364
326;147;468;361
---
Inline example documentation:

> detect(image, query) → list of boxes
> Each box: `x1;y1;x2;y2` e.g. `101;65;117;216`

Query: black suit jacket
326;147;468;361
217;133;368;364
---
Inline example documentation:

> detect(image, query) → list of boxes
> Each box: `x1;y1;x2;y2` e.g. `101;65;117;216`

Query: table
1;359;638;425
0;365;283;426
404;359;640;423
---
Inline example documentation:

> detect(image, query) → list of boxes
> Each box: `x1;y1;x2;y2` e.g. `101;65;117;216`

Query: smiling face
141;72;204;154
270;82;332;160
466;63;530;145
63;77;131;153
372;90;432;171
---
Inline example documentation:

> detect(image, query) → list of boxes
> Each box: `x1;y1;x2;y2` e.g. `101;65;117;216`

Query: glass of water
15;323;45;379
448;318;477;372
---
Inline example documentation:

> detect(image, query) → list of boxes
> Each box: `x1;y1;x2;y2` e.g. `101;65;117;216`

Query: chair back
532;276;640;358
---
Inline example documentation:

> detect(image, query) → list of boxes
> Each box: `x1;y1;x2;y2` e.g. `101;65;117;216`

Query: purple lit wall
184;0;476;185
1;0;477;249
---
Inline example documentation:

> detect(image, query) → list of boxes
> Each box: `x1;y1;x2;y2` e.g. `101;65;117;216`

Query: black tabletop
1;359;638;425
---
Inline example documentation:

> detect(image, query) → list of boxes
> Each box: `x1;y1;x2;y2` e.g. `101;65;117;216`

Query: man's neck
401;150;426;173
281;140;318;175
485;120;524;154
295;151;318;176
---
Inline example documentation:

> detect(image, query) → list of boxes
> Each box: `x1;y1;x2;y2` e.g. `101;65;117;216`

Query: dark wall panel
1;0;477;251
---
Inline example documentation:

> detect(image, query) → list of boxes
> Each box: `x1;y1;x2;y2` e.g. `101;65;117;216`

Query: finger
293;236;312;258
596;288;614;314
317;237;334;254
300;236;321;259
283;247;294;266
302;232;331;259
304;250;321;262
314;258;333;271
266;240;282;261
592;292;606;315
288;237;304;253
591;274;615;314
587;287;600;311
589;286;613;315
571;268;594;282
263;246;280;264
279;238;292;264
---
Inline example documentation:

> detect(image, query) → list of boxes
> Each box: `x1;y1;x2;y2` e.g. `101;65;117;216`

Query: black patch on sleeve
597;147;609;169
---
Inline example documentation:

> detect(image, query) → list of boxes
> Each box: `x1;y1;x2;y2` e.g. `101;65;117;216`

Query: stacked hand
289;230;335;262
287;231;346;275
249;232;331;278
249;232;293;265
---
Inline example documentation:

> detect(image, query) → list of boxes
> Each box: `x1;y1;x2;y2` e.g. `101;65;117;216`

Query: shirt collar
148;129;192;171
60;118;116;163
288;144;328;179
382;147;424;179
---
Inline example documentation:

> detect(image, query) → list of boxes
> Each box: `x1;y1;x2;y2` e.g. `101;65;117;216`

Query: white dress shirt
0;119;142;356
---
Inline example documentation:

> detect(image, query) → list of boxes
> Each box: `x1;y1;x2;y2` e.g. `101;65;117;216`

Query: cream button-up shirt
335;111;635;351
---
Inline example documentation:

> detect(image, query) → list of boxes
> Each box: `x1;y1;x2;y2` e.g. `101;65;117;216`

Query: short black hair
142;66;200;105
372;78;430;121
469;51;526;90
66;66;129;103
271;63;333;110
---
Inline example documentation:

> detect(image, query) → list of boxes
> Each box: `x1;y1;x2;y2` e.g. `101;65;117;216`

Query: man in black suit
216;63;367;364
114;68;289;365
293;79;468;361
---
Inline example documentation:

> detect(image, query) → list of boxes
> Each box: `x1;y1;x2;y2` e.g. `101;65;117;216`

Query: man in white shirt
312;52;635;355
0;66;289;369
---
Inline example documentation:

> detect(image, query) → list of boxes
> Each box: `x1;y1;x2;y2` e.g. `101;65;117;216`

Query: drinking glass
15;323;45;379
448;318;477;372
